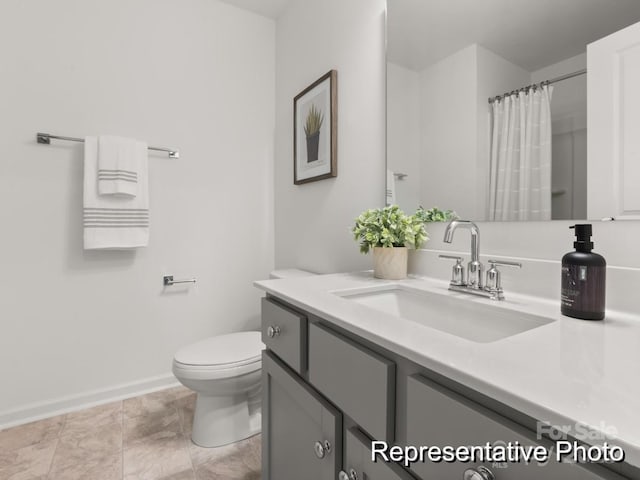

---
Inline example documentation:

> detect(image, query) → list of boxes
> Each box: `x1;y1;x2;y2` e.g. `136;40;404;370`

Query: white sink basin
335;285;554;343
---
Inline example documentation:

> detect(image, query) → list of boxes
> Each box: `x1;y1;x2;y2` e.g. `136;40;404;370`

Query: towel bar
37;132;180;159
163;275;196;286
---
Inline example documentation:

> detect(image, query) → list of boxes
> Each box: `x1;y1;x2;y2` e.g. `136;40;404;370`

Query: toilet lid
174;331;263;367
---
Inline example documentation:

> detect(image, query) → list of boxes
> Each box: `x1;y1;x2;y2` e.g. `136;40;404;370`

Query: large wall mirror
387;0;640;222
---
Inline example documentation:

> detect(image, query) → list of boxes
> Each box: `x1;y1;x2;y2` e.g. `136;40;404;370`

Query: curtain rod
36;132;180;158
488;68;587;104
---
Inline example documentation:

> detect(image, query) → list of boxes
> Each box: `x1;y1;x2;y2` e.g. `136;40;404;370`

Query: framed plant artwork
293;70;337;185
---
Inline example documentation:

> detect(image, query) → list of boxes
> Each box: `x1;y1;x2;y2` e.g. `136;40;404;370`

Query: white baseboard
0;373;181;430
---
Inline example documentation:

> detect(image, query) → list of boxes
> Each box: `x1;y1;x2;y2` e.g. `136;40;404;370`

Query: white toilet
172;331;263;448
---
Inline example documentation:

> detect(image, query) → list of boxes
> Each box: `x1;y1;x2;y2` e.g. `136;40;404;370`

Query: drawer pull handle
314;440;326;459
463;466;495;480
338;470;357;480
267;325;281;338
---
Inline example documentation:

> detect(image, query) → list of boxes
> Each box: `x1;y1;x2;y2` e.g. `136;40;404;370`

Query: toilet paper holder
163;275;197;286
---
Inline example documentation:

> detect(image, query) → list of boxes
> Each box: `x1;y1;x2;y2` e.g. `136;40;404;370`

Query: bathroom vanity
255;273;640;480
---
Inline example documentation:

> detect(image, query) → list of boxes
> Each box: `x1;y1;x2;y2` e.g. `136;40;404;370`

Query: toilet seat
173;359;261;381
173;331;263;381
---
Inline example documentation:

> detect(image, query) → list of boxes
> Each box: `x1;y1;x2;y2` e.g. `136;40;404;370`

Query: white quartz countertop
254;271;640;469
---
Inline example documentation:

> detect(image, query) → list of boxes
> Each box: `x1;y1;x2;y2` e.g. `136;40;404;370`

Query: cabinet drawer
308;322;395;442
262;350;341;480
343;427;414;480
406;374;620;480
261;297;307;374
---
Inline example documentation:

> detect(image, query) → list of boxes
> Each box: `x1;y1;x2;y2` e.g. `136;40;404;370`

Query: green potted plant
352;205;428;279
414;206;458;223
304;104;323;162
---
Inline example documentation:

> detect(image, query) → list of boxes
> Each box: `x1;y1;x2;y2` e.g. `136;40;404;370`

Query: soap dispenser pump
561;224;606;320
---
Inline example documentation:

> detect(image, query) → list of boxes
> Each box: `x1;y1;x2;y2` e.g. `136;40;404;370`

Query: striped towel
83;136;149;249
97;135;146;197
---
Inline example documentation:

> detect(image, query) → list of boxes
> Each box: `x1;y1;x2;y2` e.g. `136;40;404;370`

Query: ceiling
218;0;290;19
388;0;640;72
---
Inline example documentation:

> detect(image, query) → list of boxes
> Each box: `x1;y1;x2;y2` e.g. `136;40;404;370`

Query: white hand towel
84;136;149;249
97;135;147;197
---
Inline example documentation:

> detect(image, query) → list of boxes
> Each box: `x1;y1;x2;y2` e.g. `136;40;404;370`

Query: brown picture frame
293;70;337;185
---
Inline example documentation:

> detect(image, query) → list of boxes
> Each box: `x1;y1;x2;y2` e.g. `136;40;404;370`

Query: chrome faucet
440;220;521;300
443;220;483;288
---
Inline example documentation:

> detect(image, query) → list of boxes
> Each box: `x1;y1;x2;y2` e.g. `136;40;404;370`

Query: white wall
274;0;386;273
0;0;275;425
419;45;477;218
387;62;420;210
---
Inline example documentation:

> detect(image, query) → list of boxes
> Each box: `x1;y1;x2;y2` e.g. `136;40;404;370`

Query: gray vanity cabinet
308;322;396;442
261;297;307;374
406;374;621;480
342;427;416;480
262;350;342;480
261;295;631;480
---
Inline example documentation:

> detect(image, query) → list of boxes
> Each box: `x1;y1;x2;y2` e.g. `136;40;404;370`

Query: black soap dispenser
561;224;606;320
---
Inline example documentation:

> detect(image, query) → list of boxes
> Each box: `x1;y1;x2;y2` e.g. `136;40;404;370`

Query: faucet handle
439;255;465;286
439;254;463;261
488;260;522;269
485;260;522;294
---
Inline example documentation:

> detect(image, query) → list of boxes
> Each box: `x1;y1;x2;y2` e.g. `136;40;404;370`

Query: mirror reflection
386;0;640;221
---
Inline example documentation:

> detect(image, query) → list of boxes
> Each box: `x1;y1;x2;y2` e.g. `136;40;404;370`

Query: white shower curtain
489;85;553;221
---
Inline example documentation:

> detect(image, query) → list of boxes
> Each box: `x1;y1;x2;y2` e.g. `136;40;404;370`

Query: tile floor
0;386;261;480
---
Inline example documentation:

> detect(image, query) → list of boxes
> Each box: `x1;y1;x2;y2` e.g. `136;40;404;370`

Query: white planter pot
373;246;408;280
